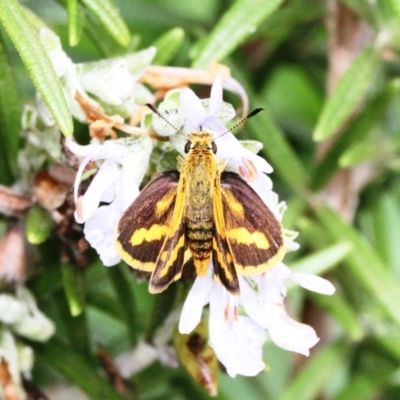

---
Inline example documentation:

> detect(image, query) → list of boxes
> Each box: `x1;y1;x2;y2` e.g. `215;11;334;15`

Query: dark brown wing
115;171;180;272
220;171;285;275
212;172;240;294
149;171;188;293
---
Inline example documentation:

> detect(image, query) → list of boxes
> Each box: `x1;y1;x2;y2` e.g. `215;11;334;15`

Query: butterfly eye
212;142;217;154
184;141;191;154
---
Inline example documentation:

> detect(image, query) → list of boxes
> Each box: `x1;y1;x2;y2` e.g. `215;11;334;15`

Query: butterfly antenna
146;103;187;138
217;108;264;139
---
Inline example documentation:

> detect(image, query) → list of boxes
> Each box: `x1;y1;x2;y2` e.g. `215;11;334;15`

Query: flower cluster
38;28;155;123
67;136;154;266
68;78;335;377
0;287;55;398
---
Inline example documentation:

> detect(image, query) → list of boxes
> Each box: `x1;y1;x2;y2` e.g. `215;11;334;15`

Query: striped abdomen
186;219;213;275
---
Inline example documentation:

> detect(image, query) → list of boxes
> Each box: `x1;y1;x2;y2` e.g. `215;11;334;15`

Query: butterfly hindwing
116;171;180;272
220;171;285;275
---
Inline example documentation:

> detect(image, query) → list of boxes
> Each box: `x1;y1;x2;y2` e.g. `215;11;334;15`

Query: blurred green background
1;0;400;399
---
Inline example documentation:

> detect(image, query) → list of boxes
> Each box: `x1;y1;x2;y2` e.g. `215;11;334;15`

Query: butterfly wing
212;172;240;294
116;171;180;272
220;171;285;275
149;172;188;293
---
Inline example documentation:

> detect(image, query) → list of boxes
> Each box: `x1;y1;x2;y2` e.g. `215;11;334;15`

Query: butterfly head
146;103;264;157
184;132;217;154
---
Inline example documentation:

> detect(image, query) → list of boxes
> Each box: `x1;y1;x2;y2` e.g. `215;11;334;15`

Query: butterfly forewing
116;171;180;272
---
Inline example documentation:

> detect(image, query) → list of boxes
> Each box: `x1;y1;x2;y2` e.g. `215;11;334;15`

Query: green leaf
334;367;393;400
0;1;73;136
152;27;185;65
335;376;377;400
288;242;363;340
334;347;396;400
54;290;91;357
313;46;381;142
191;0;284;69
311;79;400;190
61;263;86;317
389;0;400;23
246;101;308;193
371;193;400;276
107;264;138;346
282;198;309;231
0;31;21;183
80;0;130;47
263;65;323;132
279;341;348;400
258;1;323;54
289;242;353;276
86;289;123;320
316;205;400;329
338;136;382;167
310;292;364;341
67;0;83;46
84;13;139;57
33;338;124;400
146;284;177;343
26;205;55;245
27;267;62;299
373;334;400;363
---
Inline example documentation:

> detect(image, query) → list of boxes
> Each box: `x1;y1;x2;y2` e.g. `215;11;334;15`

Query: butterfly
116;110;285;295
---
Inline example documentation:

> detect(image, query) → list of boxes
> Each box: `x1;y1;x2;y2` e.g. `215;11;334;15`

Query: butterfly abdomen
186;220;213;254
186;219;213;276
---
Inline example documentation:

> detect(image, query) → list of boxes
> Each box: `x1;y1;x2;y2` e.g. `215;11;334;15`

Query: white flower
179;263;335;377
0;294;27;325
178;269;266;377
67;136;153;265
115;310;180;378
0;287;55;342
0;329;34;399
66;76;335;378
180;77;273;182
38;28;155;122
11;287;55;342
177;78;335;376
76;48;156;117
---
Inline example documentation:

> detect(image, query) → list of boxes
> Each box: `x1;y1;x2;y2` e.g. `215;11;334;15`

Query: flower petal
0;294;27;325
76;160;119;223
12;288;55;341
208;77;223;117
260;264;290;304
180;88;208;133
222;77;249;116
83;198;122;266
238;277;266;328
290;273;336;295
179;271;213;334
66;137;137;161
120;155;140;210
248;173;280;215
208;287;266;377
118;137;153;210
268;306;319;356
